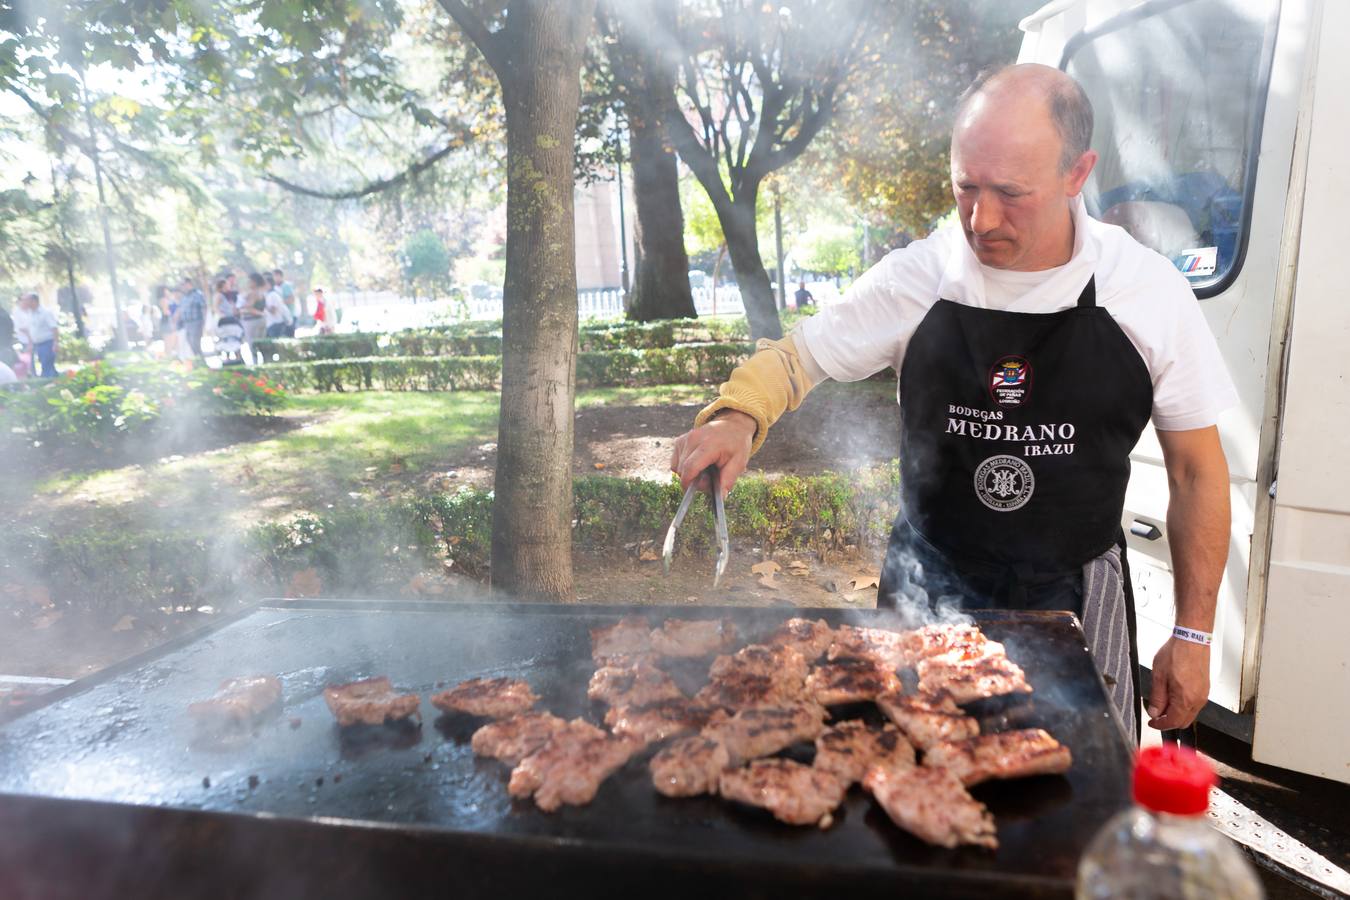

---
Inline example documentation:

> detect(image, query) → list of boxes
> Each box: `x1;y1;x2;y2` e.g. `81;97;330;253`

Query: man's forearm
1165;456;1229;631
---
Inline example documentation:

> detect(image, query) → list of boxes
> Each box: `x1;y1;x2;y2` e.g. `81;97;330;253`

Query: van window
1064;0;1277;295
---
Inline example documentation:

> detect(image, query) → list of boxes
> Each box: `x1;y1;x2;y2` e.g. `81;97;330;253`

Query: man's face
226;274;237;289
950;93;1095;271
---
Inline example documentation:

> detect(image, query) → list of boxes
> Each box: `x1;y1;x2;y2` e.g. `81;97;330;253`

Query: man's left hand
1146;637;1210;730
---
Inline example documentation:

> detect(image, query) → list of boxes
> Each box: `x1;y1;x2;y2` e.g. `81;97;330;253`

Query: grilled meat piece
430;677;539;719
591;616;653;662
702;701;828;767
719;759;848;828
813;719;914;785
709;643;809;685
508;719;643;812
863;764;998;849
925;640;1006;669
650;735;731;797
323;677;421;727
766;617;836;662
694;673;808;710
923;728;1072;786
916;654;1032;704
805;657;902;706
696;643;811;710
826;624;907;670
588;659;684;707
876;691;980;750
894;624;990;668
470;712;569;766
604;698;720;746
650;618;739;658
188;675;282;730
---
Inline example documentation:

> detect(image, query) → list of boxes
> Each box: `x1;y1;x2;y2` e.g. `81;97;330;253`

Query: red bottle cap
1133;745;1217;816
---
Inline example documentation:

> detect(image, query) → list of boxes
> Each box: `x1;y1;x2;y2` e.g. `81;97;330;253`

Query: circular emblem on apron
973;454;1035;511
989;355;1032;407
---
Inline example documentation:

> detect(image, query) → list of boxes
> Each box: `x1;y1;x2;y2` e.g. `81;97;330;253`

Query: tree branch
435;0;507;77
263;137;465;200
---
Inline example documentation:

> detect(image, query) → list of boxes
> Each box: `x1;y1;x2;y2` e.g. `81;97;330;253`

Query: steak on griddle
650;618;738;658
604;698;720;746
876;691;980;749
805;657;902;706
894;624;990;668
587;659;684;707
695;643;810;710
826;624;907;671
923;728;1073;786
916;654;1032;704
188;675;282;730
701;701;828;767
323;677;421;727
765;617;836;662
508;719;643;812
719;759;847;828
471;712;569;766
863;764;998;849
431;677;539;719
813;719;914;785
650;735;730;797
590;616;653;662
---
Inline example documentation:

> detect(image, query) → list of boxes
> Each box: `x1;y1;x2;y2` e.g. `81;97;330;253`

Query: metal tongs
662;465;729;588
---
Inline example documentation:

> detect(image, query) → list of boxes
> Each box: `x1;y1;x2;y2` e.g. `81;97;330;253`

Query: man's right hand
670;410;757;497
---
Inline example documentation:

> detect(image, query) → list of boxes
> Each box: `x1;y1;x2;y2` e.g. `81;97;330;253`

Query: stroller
215;316;246;366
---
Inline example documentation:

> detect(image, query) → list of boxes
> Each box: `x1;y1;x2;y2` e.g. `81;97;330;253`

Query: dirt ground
443;380;902;486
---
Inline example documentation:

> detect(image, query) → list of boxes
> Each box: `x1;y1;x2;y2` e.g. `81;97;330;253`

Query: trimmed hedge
240;342;754;392
252;323;750;363
4;465;901;618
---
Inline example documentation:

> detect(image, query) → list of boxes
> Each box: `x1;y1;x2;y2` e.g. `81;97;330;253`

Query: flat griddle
0;600;1132;899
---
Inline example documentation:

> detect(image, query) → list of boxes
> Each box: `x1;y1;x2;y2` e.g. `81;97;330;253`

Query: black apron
877;275;1152;739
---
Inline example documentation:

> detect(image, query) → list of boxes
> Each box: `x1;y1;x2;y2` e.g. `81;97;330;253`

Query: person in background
793;281;815;310
262;274;293;338
0;300;16;368
273;268;296;336
177;276;207;359
214;278;235;320
14;292;59;378
312;287;332;334
213;277;245;365
157;284;178;357
224;270;239;298
240;273;268;361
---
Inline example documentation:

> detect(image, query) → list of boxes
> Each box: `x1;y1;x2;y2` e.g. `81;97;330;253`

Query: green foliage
240;343;754;393
0;362;286;448
402;228;453;299
798;223;862;276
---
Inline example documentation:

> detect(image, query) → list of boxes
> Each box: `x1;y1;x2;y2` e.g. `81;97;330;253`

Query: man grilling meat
670;64;1235;740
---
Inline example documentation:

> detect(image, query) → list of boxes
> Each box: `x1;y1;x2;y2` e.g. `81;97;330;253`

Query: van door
1021;0;1312;716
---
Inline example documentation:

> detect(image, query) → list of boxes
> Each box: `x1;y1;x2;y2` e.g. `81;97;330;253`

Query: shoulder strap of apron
1076;274;1097;309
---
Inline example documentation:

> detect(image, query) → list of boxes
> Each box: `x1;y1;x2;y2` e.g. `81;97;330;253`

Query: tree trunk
622;46;694;322
715;194;782;341
490;1;594;602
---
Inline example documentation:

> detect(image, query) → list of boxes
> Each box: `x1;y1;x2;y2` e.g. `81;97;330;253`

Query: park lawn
20;386;717;535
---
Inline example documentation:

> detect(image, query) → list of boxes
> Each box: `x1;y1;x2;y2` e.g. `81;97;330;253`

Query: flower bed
0;362;286;449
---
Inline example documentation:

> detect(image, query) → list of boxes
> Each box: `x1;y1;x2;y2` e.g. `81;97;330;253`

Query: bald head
956;64;1093;172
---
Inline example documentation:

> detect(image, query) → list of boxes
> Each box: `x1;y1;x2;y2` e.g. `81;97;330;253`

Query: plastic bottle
1076;744;1264;899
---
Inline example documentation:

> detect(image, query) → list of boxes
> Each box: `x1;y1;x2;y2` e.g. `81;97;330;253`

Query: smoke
873;540;974;630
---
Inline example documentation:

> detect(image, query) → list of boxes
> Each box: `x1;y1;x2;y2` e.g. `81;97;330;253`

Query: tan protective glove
693;335;816;456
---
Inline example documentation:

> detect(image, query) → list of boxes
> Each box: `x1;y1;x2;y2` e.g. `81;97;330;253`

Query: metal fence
328;279;840;333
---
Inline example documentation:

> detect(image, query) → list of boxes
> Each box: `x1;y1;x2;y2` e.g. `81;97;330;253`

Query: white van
1018;0;1348;783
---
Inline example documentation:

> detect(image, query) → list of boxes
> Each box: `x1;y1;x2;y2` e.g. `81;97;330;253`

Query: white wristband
1173;625;1213;646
